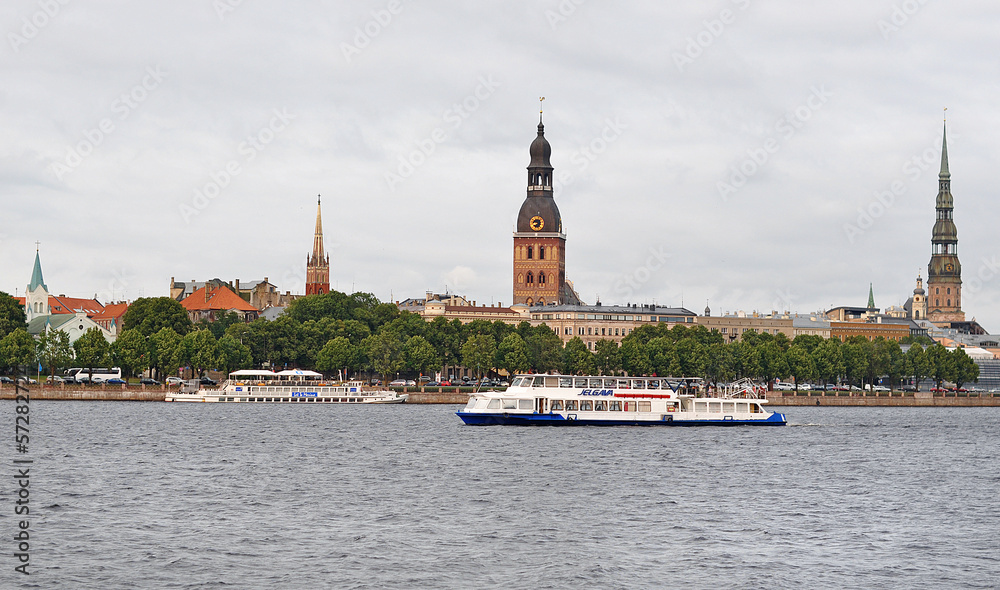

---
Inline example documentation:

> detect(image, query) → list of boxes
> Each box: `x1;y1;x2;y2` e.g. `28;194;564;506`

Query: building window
527;246;533;260
578;327;584;335
539;272;546;285
947;288;951;294
526;272;534;284
587;327;592;335
539;246;545;260
947;299;951;306
517;273;524;284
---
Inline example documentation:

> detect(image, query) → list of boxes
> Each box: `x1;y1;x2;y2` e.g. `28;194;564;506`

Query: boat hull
456;411;786;426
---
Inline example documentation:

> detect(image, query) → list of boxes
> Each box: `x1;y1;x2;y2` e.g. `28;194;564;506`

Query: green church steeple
29;247;47;292
867;283;875;310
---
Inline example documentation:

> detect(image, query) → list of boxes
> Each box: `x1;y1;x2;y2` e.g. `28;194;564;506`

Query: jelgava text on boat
456;375;785;426
165;369;408;403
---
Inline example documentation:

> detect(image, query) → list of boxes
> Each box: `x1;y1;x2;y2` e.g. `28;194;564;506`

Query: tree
461;334;497;380
37;329;73;378
73;328;110;378
176;330;219;377
111;329;148;378
952;348;980;390
811;338;843;387
404;335;438;378
702;342;733;386
149;327;182;379
216;334;252;373
563;337;595;375
619;338;651;376
1;328;36;376
758;341;789;388
786;344;815;391
496;333;530;377
316;336;360;378
841;341;867;388
878;339;905;391
201;310;243;340
904;344;930;391
0;292;27;339
863;338;891;391
925;343;954;390
674;339;705;377
122;297;193;337
646;337;678;377
593;339;622;375
524;328;563;373
363;331;405;383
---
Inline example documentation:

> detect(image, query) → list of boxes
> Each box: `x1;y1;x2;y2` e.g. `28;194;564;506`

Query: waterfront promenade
3;384;999;406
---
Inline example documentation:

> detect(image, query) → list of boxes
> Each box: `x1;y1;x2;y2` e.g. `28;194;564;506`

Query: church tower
305;195;330;296
25;245;50;322
513;105;580;307
926;118;965;324
911;273;927;321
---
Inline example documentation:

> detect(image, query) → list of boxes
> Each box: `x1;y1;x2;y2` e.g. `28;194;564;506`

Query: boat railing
720;378;764;399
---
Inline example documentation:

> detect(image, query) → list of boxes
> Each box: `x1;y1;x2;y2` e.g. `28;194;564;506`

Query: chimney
235;279;240;291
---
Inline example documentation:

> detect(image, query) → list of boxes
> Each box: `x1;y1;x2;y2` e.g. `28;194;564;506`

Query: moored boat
456;374;785;426
165;369;408;404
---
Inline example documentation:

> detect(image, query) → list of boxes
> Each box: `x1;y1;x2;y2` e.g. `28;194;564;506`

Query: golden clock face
529;216;544;231
945;263;954;272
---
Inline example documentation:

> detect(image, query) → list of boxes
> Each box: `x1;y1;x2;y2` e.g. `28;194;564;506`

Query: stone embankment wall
0;385;166;401
769;391;1000;407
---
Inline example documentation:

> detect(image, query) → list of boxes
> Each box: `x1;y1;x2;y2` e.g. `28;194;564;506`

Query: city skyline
3;2;1000;330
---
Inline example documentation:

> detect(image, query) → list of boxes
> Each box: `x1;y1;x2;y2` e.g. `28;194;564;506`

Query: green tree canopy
404;335;439;377
0;292;27;339
952;348;980;390
111;329;149;378
1;328;36;375
122;297;193;337
316;336;361;378
37;329;73;378
73;328;110;376
216;334;253;373
461;334;497;379
496;333;530;376
176;330;219;377
363;331;405;382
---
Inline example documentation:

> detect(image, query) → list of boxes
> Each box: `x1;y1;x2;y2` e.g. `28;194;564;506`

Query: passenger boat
165;369;408;404
456;375;785;426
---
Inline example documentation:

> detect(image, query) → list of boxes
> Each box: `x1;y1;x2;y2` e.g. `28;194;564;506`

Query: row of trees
0;291;981;390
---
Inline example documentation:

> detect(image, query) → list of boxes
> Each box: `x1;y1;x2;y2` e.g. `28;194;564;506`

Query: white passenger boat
165;369;408;404
456;375;785;426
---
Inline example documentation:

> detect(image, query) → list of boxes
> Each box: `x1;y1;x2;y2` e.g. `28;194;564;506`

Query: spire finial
940;111;950;177
35;240;40;252
539;96;545;124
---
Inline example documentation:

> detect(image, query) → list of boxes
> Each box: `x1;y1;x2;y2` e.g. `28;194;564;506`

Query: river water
2;402;999;589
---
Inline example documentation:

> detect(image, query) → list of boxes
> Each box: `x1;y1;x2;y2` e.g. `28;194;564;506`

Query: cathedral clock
529;216;544;231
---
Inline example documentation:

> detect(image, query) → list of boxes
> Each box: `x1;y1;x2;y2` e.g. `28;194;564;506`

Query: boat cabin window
580;400;593;411
709;402;722;413
565;400;578;410
594;400;607;411
736;402;748;413
750;404;762;413
559;377;573;388
551;400;564;411
638;401;651;412
464;399;477;409
487;399;501;409
695;401;708;412
723;402;735;413
503;399;518;410
588;378;602;388
603;378;616;388
609;400;622;411
618;379;630;389
574;378;588;388
531;376;547;388
511;377;525;387
518;399;533;410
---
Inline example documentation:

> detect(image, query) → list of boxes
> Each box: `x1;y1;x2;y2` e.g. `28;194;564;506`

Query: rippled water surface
3;402;999;589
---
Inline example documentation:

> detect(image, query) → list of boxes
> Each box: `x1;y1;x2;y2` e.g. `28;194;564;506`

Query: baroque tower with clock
512;108;581;307
926;119;965;325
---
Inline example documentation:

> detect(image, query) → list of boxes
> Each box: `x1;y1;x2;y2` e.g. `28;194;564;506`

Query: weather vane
539;96;545;113
944;106;947;122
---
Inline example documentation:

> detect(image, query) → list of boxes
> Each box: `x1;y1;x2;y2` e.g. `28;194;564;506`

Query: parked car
16;376;37;384
106;378;126;385
418;376;431;383
389;379;407;386
140;378;161;386
0;376;14;384
439;380;453;386
165;376;184;386
872;385;890;392
199;377;217;386
46;375;65;384
425;381;440;386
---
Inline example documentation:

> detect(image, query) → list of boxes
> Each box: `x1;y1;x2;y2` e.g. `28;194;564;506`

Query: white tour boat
456;375;785;426
165;369;408;404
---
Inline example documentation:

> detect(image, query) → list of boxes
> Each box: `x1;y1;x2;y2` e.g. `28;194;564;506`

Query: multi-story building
529;303;696;349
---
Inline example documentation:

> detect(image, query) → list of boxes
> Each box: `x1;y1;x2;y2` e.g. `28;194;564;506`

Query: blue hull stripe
456;412;787;426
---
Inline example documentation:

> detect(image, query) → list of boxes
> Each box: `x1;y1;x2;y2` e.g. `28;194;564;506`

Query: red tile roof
180;286;258;312
48;295;104;315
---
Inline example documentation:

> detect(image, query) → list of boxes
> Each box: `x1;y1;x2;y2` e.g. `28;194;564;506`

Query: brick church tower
512;108;581;307
306;195;330;296
926;119;965;325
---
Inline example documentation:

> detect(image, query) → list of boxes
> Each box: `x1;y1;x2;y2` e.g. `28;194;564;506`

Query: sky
2;1;999;330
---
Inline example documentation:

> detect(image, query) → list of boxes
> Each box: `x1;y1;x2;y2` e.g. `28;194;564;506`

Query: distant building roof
180;286;258;313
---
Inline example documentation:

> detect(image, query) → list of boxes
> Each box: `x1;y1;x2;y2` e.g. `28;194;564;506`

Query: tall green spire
867;283;875;309
29;247;47;292
939;118;950;177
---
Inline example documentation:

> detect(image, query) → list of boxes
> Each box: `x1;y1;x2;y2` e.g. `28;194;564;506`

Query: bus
70;367;123;383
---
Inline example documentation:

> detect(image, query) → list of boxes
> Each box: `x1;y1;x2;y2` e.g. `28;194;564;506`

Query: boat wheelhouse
165;369;408;404
456;375;785;426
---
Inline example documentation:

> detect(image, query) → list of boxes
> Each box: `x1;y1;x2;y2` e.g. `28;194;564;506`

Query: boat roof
276;369;323;377
229;370;277;377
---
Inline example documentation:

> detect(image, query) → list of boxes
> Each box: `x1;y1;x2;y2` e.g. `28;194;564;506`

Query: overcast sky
3;1;999;330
